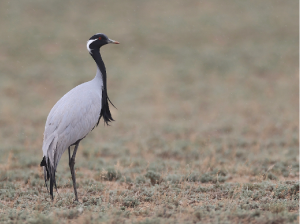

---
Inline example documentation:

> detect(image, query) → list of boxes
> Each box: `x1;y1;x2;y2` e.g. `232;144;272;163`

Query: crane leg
68;146;71;163
69;141;80;202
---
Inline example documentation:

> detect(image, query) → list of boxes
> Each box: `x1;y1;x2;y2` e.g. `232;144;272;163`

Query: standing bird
40;33;119;201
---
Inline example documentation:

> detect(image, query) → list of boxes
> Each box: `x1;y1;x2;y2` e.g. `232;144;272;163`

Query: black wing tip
40;156;46;167
41;156;55;200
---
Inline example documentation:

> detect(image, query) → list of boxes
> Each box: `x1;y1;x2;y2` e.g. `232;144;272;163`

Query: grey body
42;68;103;170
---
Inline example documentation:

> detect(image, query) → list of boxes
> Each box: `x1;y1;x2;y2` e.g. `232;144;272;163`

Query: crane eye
98;37;102;40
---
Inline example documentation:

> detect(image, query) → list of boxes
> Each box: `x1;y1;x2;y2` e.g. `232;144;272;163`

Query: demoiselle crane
40;33;119;201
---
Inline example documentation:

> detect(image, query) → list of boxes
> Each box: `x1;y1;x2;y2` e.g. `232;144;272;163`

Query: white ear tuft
87;39;97;54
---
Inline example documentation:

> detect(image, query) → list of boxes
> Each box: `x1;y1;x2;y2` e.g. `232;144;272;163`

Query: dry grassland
0;0;298;223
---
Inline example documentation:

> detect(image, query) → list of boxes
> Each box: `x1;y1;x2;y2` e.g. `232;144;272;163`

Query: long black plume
91;49;116;126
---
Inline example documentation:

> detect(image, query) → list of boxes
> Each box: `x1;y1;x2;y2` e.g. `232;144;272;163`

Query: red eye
98;37;102;40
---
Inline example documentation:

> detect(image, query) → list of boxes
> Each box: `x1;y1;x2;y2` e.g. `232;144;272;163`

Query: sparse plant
145;170;162;185
103;167;122;181
123;196;140;208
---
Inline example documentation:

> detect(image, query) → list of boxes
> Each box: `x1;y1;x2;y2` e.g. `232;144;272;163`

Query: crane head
87;33;119;54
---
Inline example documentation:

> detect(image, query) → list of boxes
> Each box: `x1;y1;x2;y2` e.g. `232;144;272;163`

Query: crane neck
89;48;115;125
90;50;107;87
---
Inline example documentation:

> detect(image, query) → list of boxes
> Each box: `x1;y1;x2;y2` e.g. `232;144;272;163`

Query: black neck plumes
90;49;114;125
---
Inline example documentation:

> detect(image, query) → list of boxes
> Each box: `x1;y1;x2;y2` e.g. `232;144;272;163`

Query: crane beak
108;39;120;44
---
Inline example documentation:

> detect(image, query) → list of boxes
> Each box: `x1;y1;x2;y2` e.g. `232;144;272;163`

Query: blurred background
0;0;298;187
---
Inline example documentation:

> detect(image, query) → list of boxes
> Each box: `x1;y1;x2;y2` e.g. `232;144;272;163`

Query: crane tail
40;156;49;180
40;156;56;200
